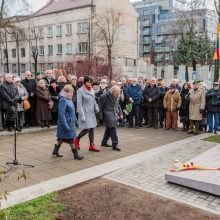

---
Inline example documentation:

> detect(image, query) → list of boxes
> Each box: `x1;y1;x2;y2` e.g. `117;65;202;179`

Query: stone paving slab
165;145;220;196
105;134;220;215
0;127;190;193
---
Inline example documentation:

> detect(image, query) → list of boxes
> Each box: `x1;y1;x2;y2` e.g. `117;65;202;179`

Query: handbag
23;100;31;110
48;100;54;110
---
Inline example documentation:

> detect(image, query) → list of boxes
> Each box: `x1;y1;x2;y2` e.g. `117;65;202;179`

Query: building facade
133;0;217;66
0;0;138;75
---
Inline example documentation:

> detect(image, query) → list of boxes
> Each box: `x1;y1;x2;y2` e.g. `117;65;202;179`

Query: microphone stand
6;100;34;168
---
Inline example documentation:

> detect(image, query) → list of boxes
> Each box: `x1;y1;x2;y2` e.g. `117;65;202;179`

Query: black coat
21;78;37;105
99;92;122;128
159;87;168;108
206;89;220;113
0;81;19;110
49;85;60;112
143;85;160;108
179;88;190;118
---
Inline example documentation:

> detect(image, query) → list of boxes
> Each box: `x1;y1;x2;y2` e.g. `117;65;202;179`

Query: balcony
154;47;170;53
143;48;151;53
141;30;150;35
143;40;150;44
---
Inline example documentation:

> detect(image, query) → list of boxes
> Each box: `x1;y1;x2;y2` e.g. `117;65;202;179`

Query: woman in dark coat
49;79;60;125
53;85;84;160
179;82;191;131
36;79;51;128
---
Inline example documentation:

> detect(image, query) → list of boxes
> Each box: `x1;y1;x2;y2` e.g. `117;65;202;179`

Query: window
57;44;62;54
78;42;88;54
39;28;44;38
4;64;8;73
47;27;53;38
40;63;45;71
48;45;53;55
56;26;62;37
4;49;8;58
31;46;37;55
31;29;36;38
39;46;44;56
66;43;73;54
21;48;25;57
12;64;17;73
12;49;16;58
66;24;72;35
48;63;53;69
21;64;26;73
77;22;89;34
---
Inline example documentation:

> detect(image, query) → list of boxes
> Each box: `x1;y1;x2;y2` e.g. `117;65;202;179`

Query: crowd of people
0;70;220;159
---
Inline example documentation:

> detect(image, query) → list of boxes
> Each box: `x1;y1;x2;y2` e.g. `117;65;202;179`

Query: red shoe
74;138;80;150
89;143;100;152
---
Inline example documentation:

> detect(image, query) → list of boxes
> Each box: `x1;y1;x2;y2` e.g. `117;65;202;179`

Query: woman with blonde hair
53;84;84;160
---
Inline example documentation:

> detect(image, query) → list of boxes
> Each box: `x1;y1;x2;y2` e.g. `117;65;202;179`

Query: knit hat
192;80;201;84
213;82;219;86
35;71;41;76
78;76;84;82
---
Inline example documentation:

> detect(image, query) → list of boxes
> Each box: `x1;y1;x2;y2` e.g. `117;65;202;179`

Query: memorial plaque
165;145;220;196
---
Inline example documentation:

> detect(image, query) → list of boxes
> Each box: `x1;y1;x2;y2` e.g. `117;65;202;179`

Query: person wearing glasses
74;76;100;152
21;71;37;127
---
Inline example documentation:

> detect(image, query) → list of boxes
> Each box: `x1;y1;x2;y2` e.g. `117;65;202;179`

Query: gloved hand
199;109;204;114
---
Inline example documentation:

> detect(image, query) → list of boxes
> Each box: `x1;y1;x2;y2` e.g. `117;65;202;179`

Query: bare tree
173;0;207;81
94;9;123;80
214;0;220;23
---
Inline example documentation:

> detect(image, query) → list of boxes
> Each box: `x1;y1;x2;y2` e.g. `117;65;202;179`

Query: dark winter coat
143;84;160;108
58;82;67;91
21;78;37;106
179;88;190;118
206;89;220;113
49;85;60;113
159;87;169;108
0;81;19;110
99;92;122;128
36;86;51;121
126;84;142;105
57;90;77;139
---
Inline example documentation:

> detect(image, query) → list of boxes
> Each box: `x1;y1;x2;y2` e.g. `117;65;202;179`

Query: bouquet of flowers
124;103;133;116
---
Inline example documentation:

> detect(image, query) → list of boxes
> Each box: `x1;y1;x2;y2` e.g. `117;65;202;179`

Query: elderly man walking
99;86;123;151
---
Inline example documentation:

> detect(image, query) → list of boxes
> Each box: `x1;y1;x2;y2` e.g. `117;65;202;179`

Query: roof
33;0;92;17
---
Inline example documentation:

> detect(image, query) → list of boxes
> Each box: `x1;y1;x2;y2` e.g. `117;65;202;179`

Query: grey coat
16;84;28;112
77;86;99;129
99;92;122;128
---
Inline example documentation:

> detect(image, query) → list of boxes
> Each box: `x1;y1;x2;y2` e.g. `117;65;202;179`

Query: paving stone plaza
1;127;220;216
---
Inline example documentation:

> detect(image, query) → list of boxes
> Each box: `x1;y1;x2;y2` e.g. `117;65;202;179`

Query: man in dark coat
206;82;220;134
21;71;37;126
42;70;54;85
158;81;168;128
143;77;160;129
0;74;20;131
99;85;122;151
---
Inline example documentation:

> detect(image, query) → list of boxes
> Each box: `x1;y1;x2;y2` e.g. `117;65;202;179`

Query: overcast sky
4;0;215;15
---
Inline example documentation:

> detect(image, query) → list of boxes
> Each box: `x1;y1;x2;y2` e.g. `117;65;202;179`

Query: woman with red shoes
74;76;100;152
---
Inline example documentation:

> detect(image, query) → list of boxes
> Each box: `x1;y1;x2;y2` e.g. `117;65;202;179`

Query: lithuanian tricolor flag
214;24;220;82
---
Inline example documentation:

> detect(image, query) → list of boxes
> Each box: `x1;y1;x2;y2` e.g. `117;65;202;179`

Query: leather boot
52;144;63;157
74;138;80;149
72;148;84;160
